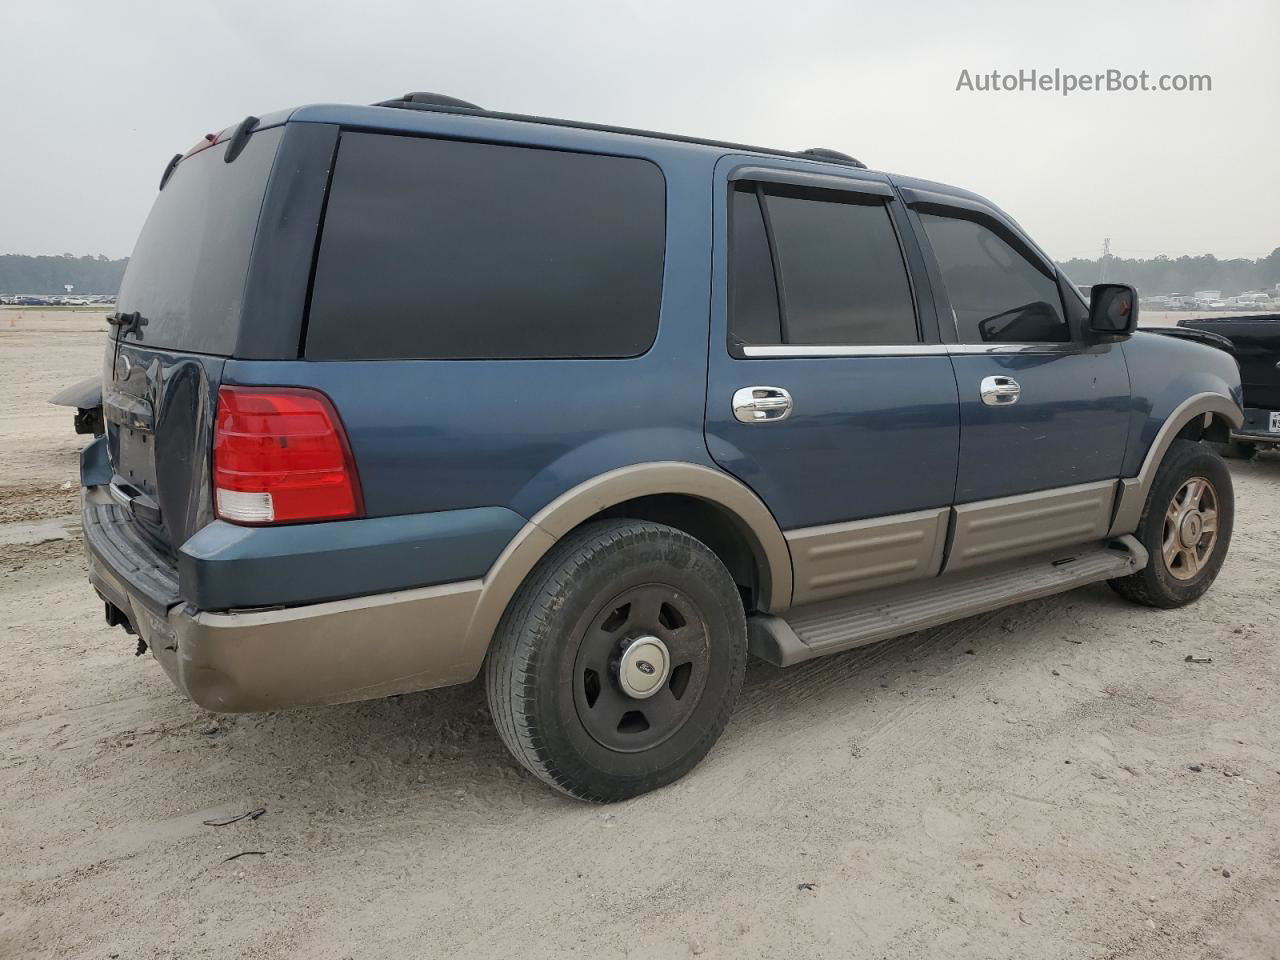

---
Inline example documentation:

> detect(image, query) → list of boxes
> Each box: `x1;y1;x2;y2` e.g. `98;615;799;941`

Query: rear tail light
213;386;363;525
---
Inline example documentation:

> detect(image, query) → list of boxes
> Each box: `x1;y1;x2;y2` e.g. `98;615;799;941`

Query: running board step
749;536;1147;667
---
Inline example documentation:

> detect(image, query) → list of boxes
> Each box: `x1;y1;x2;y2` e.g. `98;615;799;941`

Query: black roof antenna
800;147;867;169
374;92;484;110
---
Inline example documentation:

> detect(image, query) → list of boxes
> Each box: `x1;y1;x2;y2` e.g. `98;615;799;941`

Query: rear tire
1109;439;1233;609
485;520;747;802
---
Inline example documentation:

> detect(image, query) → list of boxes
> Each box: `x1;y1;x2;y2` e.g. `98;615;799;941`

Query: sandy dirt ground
1;310;1278;960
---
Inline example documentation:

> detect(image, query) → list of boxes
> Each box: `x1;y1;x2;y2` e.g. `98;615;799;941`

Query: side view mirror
1088;283;1138;340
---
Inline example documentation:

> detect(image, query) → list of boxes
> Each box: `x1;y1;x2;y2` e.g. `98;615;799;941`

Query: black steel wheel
573;583;712;753
486;520;747;802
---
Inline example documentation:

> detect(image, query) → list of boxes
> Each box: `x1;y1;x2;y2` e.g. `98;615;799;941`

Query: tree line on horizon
2;247;1278;299
1059;248;1280;297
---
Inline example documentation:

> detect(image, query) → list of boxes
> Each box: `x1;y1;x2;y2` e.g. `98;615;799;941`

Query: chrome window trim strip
740;342;1085;359
946;342;1081;355
741;344;946;358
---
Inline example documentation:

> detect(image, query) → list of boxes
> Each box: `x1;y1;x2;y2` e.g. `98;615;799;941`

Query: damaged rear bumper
81;471;501;712
85;510;487;712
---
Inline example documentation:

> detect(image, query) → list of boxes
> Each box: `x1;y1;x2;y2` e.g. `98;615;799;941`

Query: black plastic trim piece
799;147;867;169
376;92;483;110
158;153;182;191
235;122;341;360
754;183;790;343
899;186;1056;280
223;115;260;164
728;164;893;197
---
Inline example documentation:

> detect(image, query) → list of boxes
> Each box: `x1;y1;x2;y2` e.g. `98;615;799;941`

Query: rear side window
919;213;1069;343
306;133;665;360
729;183;918;347
115;127;283;355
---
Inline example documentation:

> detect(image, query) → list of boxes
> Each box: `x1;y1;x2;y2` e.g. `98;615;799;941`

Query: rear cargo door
103;126;284;556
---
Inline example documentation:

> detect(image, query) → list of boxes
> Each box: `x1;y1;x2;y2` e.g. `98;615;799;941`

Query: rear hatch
97;126;285;583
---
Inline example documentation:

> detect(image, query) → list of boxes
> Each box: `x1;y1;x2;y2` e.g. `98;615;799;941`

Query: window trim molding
753;183;791;343
728;164;896;198
728;176;924;353
899;187;1056;280
740;341;1106;359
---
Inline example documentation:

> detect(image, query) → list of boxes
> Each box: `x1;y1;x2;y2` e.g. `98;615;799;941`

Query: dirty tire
485;520;747;802
1109;439;1233;609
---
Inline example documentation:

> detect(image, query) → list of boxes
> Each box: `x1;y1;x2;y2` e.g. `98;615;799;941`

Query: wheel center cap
1180;511;1203;547
618;636;670;700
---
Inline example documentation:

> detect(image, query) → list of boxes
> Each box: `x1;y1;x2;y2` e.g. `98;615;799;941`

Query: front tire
485;520;747;802
1109;439;1234;608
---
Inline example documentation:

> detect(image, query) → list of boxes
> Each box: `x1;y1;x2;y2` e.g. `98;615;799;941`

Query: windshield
114;126;282;355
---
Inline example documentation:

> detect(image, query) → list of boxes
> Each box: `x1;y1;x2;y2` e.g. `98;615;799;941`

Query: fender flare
462;462;794;660
1108;392;1244;536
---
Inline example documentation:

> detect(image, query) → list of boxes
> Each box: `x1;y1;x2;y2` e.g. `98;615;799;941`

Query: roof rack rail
369;95;870;172
800;147;867;169
373;92;484;111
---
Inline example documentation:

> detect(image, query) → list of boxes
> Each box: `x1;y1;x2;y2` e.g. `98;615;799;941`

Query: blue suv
83;93;1244;801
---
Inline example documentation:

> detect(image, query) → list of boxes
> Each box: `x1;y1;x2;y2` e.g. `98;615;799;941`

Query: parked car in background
1179;314;1280;456
81;94;1243;801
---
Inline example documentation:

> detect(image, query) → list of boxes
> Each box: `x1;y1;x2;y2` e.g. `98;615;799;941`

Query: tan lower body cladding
786;480;1117;607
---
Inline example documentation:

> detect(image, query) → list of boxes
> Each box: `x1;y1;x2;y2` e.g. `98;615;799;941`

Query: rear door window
306;133;666;360
729;183;918;347
114;127;283;355
918;213;1069;343
728;185;783;346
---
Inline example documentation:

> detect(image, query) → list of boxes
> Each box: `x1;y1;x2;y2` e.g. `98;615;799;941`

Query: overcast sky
4;0;1277;262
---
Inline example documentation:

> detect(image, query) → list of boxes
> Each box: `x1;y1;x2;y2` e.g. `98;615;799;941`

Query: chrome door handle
733;386;793;423
980;376;1020;406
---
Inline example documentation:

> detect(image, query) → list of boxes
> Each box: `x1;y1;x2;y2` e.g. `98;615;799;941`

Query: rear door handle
980;376;1020;406
733;386;793;423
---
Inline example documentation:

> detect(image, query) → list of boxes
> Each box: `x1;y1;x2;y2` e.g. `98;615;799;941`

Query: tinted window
919;213;1069;343
728;186;781;347
764;189;917;345
306;133;665;360
115;127;283;355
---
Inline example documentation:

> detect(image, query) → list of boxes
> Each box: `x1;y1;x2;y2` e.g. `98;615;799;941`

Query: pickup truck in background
1178;314;1280;457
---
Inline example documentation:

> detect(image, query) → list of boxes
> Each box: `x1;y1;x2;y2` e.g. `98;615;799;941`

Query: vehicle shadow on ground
195;582;1128;812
